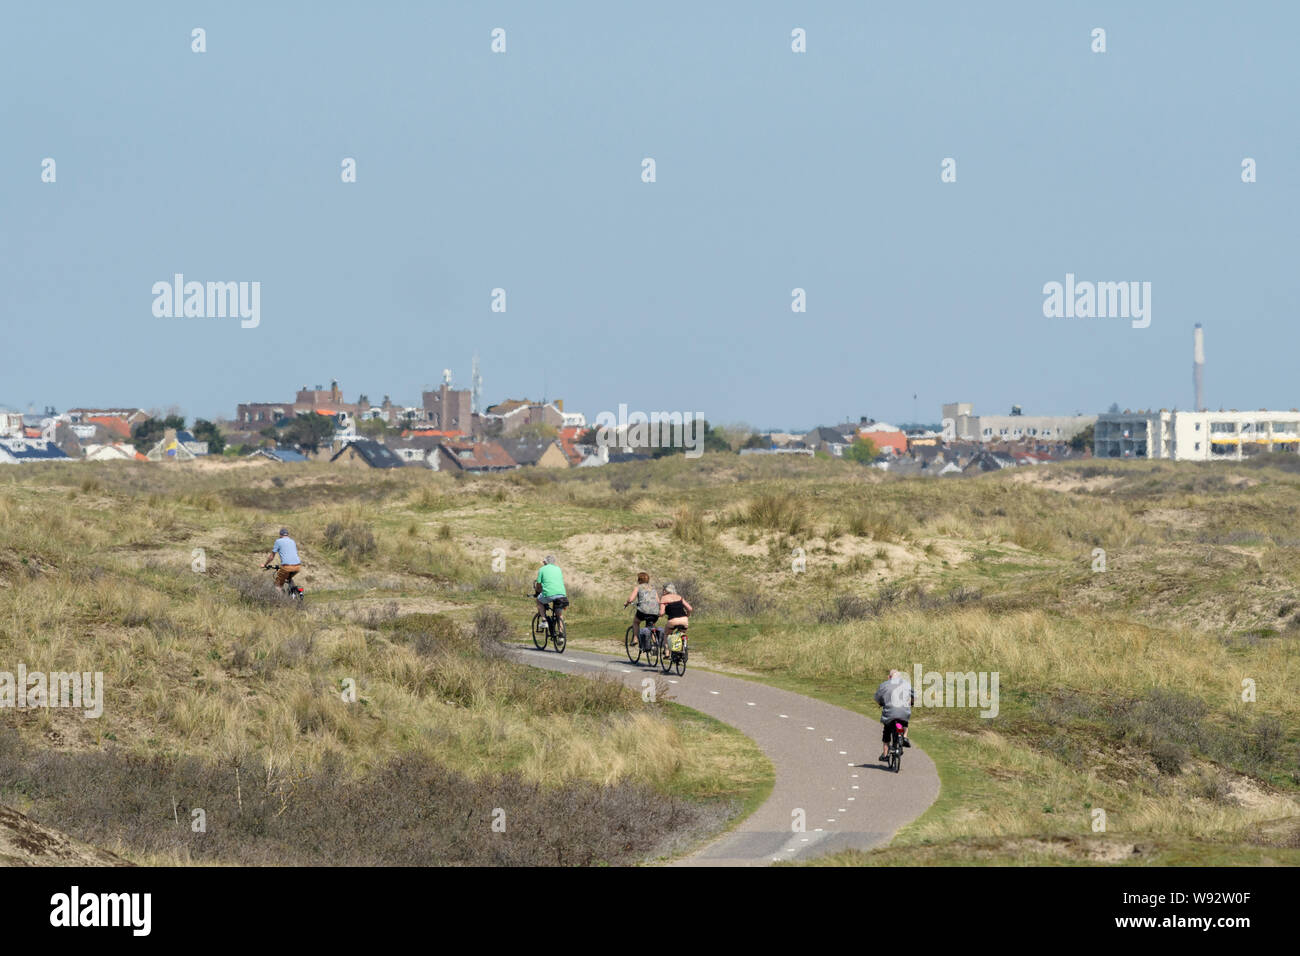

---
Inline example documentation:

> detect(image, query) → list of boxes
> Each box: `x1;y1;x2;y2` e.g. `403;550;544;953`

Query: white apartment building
1094;409;1300;461
941;402;1095;443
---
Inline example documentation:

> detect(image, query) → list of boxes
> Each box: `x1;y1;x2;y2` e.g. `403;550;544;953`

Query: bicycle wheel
553;619;567;653
673;650;686;676
647;636;660;669
625;625;641;664
531;613;547;650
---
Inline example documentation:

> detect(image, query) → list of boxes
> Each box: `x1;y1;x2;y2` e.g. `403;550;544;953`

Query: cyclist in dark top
659;583;692;633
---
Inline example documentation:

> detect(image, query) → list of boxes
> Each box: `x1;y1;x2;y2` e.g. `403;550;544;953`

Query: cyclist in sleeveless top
623;571;660;650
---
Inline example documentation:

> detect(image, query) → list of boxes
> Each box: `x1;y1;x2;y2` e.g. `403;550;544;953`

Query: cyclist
261;527;302;591
624;572;660;651
659;583;692;637
874;668;914;762
534;555;567;628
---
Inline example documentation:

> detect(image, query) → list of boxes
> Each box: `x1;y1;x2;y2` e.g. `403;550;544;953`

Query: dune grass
4;452;1300;865
0;463;771;865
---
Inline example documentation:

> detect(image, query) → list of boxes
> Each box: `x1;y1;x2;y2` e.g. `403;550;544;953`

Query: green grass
5;453;1300;865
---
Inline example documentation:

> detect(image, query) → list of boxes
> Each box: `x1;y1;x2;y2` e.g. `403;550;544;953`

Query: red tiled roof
558;439;584;465
858;428;908;454
87;416;132;438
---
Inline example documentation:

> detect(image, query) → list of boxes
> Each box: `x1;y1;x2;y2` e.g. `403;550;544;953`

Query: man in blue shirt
262;527;302;590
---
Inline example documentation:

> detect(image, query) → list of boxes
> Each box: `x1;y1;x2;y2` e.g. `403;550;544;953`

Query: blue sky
2;2;1296;430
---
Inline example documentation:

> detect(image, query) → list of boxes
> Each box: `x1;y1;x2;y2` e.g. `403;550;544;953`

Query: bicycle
530;595;568;653
884;720;906;773
660;625;688;676
625;613;664;668
263;565;304;602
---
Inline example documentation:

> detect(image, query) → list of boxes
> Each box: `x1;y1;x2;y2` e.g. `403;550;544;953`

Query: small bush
670;507;714;545
383;612;463;658
716;590;771;619
1127;689;1208;774
733;494;809;537
473;606;513;657
233;574;302;610
665;575;702;607
1148;739;1188;775
1238;715;1286;774
323;522;376;562
1190;770;1237;804
817;594;876;624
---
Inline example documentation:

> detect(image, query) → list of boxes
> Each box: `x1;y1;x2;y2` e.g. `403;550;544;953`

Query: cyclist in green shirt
534;555;567;627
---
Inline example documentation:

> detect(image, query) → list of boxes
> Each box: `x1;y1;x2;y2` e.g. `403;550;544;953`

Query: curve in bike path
510;644;940;867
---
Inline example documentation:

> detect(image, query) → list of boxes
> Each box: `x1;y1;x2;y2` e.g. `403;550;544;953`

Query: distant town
2;330;1296;472
3;377;1297;474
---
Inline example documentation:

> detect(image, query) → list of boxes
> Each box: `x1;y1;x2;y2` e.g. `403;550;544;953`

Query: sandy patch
717;530;768;559
1009;470;1120;493
1225;775;1295;814
1137;507;1210;530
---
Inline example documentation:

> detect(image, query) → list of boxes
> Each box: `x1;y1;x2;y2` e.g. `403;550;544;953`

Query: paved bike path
509;644;941;867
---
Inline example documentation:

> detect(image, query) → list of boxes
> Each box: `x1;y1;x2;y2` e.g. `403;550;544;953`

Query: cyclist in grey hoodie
874;669;915;762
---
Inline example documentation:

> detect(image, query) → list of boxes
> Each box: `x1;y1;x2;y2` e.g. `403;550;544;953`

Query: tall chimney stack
1193;323;1205;412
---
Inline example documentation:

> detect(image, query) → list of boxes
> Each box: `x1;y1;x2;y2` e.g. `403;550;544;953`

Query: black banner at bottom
0;864;1286;943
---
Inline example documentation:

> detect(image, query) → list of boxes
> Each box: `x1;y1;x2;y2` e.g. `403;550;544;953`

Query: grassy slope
0;464;771;865
4;453;1299;865
444;454;1300;865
